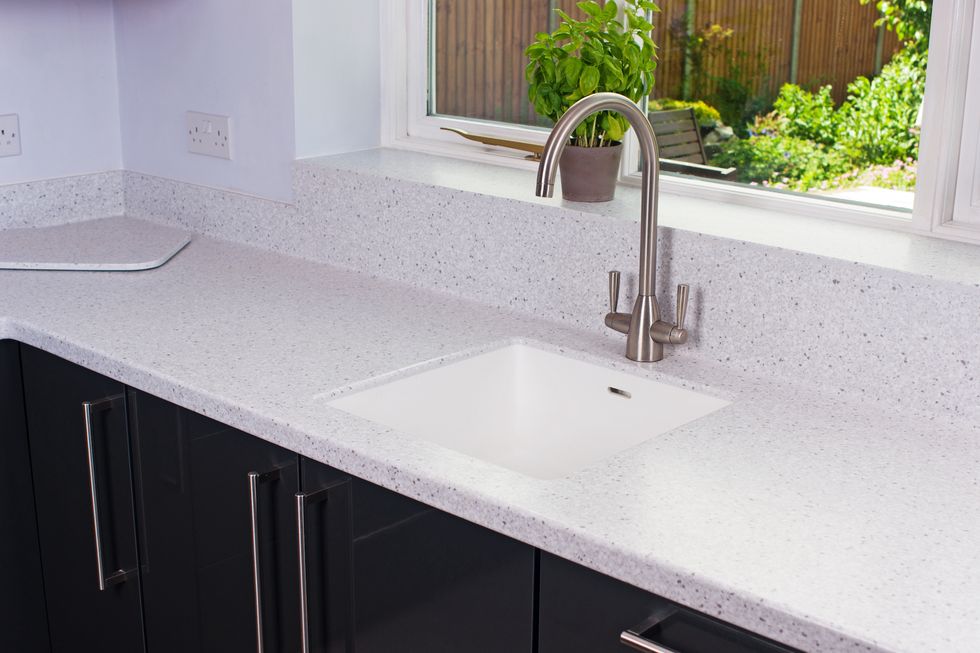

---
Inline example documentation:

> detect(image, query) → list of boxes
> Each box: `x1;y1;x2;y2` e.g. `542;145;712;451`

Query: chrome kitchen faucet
534;92;690;363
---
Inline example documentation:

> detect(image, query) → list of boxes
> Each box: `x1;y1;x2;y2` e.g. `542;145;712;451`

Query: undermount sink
328;344;730;480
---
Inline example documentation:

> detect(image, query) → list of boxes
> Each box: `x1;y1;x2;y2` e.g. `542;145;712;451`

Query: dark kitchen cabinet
302;458;536;653
10;345;793;653
127;388;301;653
538;552;800;653
0;341;50;653
20;345;144;653
129;389;535;653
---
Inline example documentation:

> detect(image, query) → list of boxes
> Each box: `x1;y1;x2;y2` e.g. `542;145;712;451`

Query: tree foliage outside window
708;1;931;194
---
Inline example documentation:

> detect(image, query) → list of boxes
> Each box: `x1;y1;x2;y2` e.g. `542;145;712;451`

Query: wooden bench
648;108;736;179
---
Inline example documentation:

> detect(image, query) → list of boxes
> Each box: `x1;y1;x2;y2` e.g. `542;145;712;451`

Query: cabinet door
539;553;800;653
538;552;667;653
0;341;50;653
20;346;144;653
128;389;301;653
301;459;536;653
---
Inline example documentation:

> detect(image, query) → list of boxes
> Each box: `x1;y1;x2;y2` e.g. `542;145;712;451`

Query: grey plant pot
558;142;624;202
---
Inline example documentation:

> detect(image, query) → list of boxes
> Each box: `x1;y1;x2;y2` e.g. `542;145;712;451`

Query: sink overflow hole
608;386;632;399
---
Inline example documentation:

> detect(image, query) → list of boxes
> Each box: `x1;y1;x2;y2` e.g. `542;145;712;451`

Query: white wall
1;0;379;200
0;0;123;184
113;0;296;201
293;0;381;158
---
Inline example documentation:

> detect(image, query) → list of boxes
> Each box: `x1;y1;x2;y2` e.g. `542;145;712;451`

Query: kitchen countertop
1;234;977;653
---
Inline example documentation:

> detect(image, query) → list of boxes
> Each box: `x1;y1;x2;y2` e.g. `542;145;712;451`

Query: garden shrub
836;48;926;165
712;44;927;192
710;134;851;192
772;84;839;147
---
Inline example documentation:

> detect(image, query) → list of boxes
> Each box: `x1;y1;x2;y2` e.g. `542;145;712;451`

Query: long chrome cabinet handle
82;396;132;591
248;468;282;653
296;487;329;653
296;480;352;653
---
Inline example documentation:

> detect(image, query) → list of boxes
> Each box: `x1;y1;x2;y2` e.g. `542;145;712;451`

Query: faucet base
625;295;664;362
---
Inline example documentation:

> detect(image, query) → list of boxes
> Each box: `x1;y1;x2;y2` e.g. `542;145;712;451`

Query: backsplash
0;171;124;229
11;160;980;422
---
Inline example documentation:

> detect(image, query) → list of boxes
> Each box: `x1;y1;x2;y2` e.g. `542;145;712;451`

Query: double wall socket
187;111;231;159
0;114;22;157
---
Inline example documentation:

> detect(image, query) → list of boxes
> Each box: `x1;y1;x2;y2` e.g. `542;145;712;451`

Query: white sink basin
329;344;730;480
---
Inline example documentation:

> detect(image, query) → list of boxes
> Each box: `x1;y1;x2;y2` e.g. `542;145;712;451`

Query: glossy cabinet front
20;345;144;653
128;389;301;653
129;388;536;653
0;341;50;653
538;553;800;653
303;459;537;653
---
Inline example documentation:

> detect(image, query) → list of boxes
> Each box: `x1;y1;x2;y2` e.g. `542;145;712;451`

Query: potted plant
525;0;659;202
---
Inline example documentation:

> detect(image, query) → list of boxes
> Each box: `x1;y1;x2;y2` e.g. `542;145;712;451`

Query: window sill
298;148;980;287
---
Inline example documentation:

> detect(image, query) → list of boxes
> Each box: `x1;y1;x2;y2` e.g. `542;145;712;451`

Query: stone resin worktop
0;235;977;653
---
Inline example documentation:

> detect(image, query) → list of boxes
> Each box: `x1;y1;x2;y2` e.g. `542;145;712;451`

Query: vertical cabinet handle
82;396;133;591
296;479;352;653
248;468;282;653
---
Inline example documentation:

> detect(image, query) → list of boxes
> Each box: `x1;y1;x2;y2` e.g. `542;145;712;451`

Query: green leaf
558;57;584;88
601;0;619;21
542;59;557;84
579;65;600;94
577;1;603;18
525;61;537;83
603;59;625;89
603;113;625;141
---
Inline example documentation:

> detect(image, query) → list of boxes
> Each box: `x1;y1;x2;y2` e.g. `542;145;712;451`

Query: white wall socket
187;111;231;159
0;114;22;157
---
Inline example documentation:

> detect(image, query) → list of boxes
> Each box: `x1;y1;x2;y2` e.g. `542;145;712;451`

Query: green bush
649;98;722;127
772;84;838;147
719;44;927;192
710;134;852;192
836;48;926;165
829;158;918;192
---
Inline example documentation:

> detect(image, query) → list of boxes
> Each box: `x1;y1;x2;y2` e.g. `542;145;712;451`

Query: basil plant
525;0;660;147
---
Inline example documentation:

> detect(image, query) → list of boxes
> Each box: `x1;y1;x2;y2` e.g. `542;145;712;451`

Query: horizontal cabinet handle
621;605;798;653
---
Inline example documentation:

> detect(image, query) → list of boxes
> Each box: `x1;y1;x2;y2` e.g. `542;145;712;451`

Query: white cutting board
0;216;192;271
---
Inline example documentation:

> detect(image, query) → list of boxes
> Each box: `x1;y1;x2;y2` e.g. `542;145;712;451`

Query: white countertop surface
1;233;977;653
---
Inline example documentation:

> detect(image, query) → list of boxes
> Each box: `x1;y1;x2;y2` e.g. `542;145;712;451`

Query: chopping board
0;216;192;271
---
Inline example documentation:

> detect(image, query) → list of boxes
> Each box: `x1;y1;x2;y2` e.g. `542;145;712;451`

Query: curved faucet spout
534;92;661;297
535;92;687;363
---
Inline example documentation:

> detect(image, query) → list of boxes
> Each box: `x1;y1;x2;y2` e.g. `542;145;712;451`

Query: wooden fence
432;0;903;126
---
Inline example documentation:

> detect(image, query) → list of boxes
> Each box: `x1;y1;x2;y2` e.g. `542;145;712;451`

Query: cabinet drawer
539;553;799;653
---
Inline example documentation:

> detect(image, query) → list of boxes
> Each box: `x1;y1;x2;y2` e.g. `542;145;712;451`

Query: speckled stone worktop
0;235;976;653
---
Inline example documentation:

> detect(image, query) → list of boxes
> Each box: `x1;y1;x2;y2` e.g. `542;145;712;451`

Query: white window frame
380;0;980;244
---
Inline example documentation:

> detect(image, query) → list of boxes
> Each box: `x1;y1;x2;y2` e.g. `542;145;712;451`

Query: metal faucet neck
535;92;661;297
535;93;690;363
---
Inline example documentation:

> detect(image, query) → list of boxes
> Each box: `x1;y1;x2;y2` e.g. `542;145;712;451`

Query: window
381;0;980;243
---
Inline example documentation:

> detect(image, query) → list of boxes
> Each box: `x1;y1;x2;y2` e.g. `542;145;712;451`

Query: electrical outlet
0;114;22;157
186;111;231;159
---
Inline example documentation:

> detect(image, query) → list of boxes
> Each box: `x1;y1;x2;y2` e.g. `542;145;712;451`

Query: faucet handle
608;271;621;313
675;284;689;330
